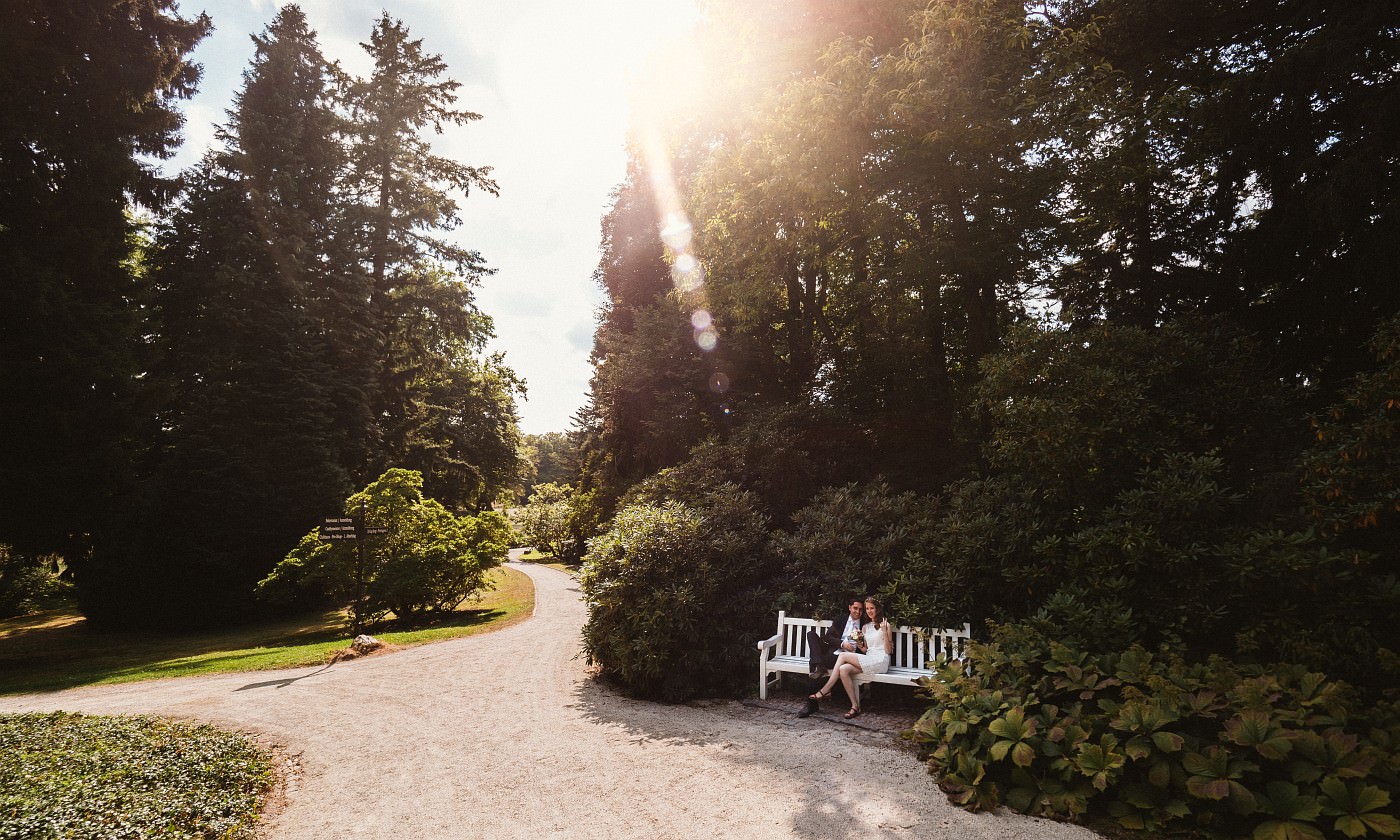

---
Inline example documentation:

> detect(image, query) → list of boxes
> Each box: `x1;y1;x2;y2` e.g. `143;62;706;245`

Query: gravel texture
0;562;1103;839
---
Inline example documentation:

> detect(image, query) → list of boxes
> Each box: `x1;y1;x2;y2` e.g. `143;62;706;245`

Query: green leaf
1225;710;1294;760
1012;741;1036;768
1253;820;1326;840
1152;730;1185;753
1188;776;1231;800
988;707;1034;741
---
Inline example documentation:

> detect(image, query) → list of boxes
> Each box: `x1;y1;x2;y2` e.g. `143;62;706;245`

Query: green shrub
580;485;774;701
908;623;1400;838
0;711;272;839
511;482;575;558
0;545;71;619
259;469;507;628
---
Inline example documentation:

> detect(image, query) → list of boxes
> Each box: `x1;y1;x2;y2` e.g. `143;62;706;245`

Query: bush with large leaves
580;485;773;701
909;623;1400;839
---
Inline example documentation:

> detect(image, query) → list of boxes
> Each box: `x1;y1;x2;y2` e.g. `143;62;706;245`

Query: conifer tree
88;6;354;626
0;0;208;557
342;13;520;510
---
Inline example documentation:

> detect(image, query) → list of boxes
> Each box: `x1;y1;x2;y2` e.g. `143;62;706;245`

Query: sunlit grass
0;566;533;695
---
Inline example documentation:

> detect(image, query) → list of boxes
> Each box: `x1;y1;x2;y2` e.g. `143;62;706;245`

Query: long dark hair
863;596;885;628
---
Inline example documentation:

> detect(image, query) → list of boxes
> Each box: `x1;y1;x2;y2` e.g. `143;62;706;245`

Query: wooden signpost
317;503;387;633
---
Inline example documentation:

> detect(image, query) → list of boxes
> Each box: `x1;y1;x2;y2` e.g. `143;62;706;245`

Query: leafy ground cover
0;566;532;695
0;711;272;839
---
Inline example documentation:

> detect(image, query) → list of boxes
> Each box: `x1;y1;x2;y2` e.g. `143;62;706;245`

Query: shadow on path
234;662;334;692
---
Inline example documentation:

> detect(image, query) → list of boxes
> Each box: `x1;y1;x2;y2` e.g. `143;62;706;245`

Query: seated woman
808;596;892;718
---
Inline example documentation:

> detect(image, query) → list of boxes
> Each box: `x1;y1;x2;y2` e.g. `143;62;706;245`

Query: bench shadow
567;674;939;840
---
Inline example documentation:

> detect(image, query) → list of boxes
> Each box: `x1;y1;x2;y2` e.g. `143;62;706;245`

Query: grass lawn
0;566;533;696
516;548;580;576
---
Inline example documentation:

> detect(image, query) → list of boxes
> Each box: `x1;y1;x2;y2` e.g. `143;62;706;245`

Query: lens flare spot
671;258;704;292
709;372;730;393
690;309;712;330
695;327;718;351
660;214;693;252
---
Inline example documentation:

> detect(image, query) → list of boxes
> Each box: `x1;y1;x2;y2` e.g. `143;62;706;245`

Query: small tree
513;482;574;558
259;469;507;629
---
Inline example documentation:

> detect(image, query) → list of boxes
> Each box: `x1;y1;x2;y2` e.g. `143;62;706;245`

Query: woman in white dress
808;596;892;719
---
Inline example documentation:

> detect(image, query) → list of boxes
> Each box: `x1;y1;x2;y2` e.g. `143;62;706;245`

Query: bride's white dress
855;622;890;675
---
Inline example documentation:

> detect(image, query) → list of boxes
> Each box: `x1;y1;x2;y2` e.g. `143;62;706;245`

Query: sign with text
318;517;388;541
319;517;359;541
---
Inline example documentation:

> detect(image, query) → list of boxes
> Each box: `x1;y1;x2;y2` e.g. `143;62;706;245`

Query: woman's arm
883;621;893;651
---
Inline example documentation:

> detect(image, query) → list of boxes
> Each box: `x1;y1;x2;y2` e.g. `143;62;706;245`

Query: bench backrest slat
773;612;971;671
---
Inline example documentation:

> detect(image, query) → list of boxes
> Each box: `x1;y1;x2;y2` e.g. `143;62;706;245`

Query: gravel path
1;563;1101;839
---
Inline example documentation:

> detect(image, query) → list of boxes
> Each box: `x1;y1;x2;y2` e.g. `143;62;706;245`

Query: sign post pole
354;499;367;635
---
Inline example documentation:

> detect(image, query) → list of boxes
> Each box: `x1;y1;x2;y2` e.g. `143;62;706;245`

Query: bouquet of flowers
847;629;866;653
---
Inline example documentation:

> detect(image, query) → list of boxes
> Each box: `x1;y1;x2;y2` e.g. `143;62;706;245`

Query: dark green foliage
259;469;507;630
78;8;354;628
624;405;873;524
372;266;523;510
0;0;208;557
908;624;1400;839
0;546;71;620
0;711;271;839
575;158;720;509
61;9;521;627
581;488;773;702
896;319;1399;692
1302;313;1400;545
774;480;940;621
907;322;1284;640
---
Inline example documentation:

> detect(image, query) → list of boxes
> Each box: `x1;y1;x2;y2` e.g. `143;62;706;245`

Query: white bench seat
756;611;971;700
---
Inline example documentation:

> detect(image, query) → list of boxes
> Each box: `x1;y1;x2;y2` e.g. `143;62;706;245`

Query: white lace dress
855;621;891;675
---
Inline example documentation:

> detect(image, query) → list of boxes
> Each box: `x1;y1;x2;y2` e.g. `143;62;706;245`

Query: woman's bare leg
813;652;862;698
838;662;863;711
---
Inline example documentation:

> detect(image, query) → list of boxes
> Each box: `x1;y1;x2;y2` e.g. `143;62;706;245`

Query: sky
165;0;701;434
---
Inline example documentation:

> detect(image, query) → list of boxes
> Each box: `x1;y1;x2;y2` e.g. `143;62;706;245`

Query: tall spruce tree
85;6;353;626
0;0;208;557
342;13;520;510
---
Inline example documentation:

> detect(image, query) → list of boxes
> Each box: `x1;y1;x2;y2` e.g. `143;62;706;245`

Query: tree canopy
578;0;1400;705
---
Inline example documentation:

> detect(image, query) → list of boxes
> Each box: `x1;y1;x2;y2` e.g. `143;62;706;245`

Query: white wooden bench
756;611;971;700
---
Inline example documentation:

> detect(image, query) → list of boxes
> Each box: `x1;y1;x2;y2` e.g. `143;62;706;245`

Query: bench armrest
756;634;781;651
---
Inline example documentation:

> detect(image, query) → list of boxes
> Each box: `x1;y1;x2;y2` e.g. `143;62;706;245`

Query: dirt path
0;563;1099;839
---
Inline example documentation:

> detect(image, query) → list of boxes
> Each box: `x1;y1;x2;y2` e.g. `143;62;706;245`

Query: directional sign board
319;517;359;541
318;517;389;541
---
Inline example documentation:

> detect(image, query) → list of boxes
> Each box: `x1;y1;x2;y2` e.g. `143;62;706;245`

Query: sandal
808;689;830;701
844;707;861;719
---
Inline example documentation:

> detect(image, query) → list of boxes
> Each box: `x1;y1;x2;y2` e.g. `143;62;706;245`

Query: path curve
1;563;1099;839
